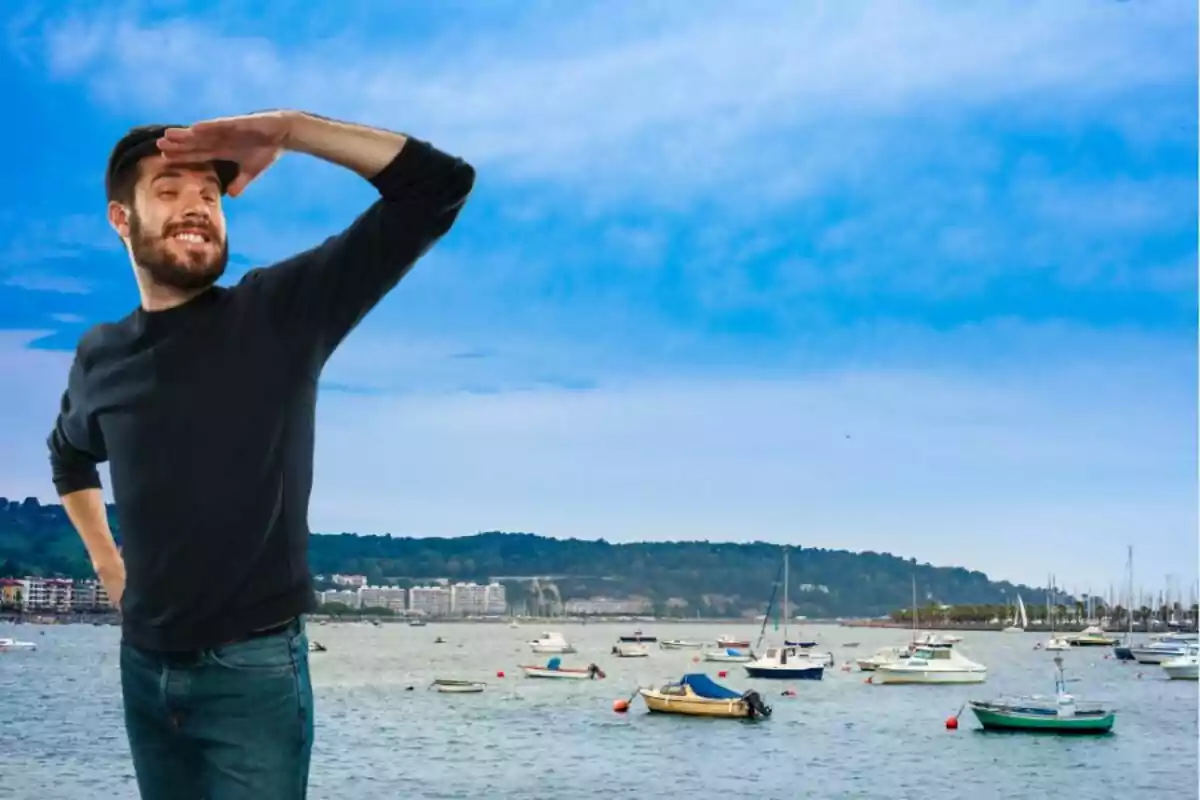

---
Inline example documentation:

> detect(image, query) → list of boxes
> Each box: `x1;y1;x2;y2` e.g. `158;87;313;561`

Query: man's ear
107;201;131;241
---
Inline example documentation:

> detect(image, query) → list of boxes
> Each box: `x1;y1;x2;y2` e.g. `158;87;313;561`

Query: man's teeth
174;232;207;244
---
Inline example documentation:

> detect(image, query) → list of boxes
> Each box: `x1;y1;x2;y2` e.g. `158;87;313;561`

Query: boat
520;657;605;680
639;673;772;719
967;655;1115;734
1130;634;1198;664
1044;636;1071;651
611;643;650;658
308;640;327;653
703;648;754;663
715;636;751;648
745;646;824;681
856;645;912;672
872;645;988;685
743;546;824;681
1161;645;1199;680
1002;594;1029;633
0;637;36;652
659;639;706;650
430;678;486;694
784;640;835;666
1042;578;1070;651
1112;546;1136;660
1067;626;1119;647
529;632;577;654
618;630;657;643
409;619;427;627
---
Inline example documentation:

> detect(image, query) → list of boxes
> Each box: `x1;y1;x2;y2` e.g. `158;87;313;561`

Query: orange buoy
613;699;630;713
718;670;728;678
945;715;959;730
496;670;505;678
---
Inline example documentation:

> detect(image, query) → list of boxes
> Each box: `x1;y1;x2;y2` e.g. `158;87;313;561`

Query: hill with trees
1;495;1051;618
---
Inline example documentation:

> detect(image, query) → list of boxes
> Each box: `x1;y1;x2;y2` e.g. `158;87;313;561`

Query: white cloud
18;1;1194;207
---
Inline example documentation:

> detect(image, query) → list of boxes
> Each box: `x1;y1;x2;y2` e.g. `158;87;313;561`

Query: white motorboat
1067;625;1119;647
1044;636;1071;651
913;632;955;649
659;639;706;650
856;645;912;672
520;657;605;680
529;632;577;654
1161;645;1199;681
872;646;988;685
0;638;36;652
1131;634;1198;665
612;643;650;658
703;648;754;663
430;679;487;693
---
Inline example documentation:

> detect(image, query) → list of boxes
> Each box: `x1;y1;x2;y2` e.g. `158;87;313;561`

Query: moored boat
308;640;327;653
1066;626;1119;647
715;636;751;649
1131;634;1198;664
1161;645;1199;680
639;673;772;719
872;645;988;685
618;630;657;643
967;655;1114;733
612;643;650;658
856;645;911;672
703;648;754;663
744;646;824;681
529;632;577;654
0;637;36;652
521;657;605;680
430;678;487;694
659;639;706;650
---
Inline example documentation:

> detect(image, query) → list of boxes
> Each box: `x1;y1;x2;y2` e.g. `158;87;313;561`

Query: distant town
0;572;657;621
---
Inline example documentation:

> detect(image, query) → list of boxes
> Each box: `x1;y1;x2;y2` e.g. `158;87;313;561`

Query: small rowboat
659;639;706;650
639;673;772;719
703;648;754;663
521;658;606;680
430;679;486;694
0;638;36;652
715;636;751;648
618;630;657;643
612;643;650;658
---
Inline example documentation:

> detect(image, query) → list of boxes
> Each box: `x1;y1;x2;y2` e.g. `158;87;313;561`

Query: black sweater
47;138;475;651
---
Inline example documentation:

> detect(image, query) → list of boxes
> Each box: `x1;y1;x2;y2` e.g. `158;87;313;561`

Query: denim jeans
120;617;314;799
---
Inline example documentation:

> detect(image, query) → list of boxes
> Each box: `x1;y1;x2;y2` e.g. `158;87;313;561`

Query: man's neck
135;270;209;312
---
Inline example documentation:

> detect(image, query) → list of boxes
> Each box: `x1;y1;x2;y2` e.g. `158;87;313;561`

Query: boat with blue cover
639;673;772;719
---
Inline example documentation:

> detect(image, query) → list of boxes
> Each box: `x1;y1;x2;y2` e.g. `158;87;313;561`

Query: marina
1;619;1194;798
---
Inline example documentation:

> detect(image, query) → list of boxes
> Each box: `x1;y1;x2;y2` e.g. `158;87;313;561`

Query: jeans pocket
207;633;297;674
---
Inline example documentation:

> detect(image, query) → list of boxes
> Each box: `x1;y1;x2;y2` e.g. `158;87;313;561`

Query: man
46;110;475;798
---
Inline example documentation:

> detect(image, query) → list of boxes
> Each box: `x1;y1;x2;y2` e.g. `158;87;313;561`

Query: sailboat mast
782;545;789;642
1127;545;1134;636
911;574;917;642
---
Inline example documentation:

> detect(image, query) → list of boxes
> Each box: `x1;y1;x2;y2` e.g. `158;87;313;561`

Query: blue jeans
120;617;314;799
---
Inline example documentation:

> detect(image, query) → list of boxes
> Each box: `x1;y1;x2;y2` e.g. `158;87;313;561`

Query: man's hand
157;111;299;197
95;556;126;610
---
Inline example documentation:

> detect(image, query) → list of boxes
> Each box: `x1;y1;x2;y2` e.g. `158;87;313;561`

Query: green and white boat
967;656;1115;734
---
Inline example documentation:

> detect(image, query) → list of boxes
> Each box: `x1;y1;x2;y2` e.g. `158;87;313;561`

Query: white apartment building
485;582;507;615
320;589;361;608
450;582;489;616
409;585;452;617
19;577;74;611
331;574;368;588
360;586;407;613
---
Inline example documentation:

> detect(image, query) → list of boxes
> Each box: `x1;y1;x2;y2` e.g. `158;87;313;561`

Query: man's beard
129;211;229;292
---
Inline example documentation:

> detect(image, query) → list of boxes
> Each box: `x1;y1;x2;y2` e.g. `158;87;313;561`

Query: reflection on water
1;621;1195;798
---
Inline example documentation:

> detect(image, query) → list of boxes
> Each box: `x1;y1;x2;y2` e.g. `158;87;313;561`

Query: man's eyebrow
151;168;221;189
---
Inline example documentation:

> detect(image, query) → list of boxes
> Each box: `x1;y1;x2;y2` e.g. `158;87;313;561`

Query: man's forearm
283;112;408;181
61;488;123;580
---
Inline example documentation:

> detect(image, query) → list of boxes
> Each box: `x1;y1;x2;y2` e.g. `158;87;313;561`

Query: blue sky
0;1;1195;594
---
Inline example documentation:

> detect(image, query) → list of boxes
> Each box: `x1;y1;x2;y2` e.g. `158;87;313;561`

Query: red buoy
718;670;728;678
496;670;505;678
945;715;959;730
613;699;630;713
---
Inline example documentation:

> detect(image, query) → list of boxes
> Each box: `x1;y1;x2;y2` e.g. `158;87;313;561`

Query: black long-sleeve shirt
47;138;475;651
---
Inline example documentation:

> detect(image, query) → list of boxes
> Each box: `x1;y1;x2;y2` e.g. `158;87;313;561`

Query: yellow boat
638;674;772;719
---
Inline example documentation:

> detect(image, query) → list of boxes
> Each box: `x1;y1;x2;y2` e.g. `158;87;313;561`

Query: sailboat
1003;594;1028;633
744;546;825;681
1113;546;1136;661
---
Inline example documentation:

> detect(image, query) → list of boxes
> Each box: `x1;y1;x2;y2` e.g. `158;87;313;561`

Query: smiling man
45;111;475;798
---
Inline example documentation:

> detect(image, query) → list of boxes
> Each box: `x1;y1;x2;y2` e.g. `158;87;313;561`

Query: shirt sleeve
47;348;107;495
243;137;476;363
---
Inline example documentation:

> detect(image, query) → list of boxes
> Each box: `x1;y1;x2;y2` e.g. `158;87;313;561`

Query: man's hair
106;124;238;205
